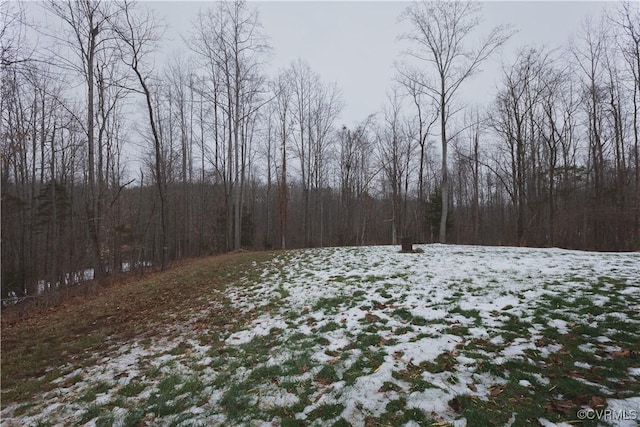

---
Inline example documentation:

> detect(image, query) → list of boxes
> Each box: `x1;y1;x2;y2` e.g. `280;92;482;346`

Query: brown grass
0;251;279;406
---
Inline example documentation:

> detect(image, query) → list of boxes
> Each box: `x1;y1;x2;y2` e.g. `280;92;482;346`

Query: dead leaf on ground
489;385;504;397
589;396;607;408
611;349;634;359
546;399;574;416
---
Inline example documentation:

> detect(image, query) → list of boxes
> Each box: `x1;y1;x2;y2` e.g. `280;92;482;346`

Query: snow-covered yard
2;244;639;426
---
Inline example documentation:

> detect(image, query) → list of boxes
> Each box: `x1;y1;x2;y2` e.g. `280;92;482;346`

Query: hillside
1;245;639;426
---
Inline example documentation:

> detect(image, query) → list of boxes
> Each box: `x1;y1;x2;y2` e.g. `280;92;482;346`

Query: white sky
146;1;611;127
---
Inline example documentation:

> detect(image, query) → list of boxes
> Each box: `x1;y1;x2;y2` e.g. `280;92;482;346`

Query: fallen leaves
611;349;635;359
489;385;505;397
545;399;574;416
588;395;607;408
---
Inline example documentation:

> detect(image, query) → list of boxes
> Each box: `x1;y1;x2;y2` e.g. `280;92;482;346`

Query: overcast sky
144;1;610;127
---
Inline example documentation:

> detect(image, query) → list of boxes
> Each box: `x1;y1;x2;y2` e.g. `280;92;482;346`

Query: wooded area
2;0;639;299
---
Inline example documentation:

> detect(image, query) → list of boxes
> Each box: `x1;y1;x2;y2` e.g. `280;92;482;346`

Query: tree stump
401;237;413;252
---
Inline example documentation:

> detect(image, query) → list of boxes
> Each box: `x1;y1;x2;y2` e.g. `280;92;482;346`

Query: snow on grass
2;244;639;426
225;314;289;345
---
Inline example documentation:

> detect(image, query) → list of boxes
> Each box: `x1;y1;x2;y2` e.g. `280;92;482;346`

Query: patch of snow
460;295;519;313
574;377;614;394
490;335;505;346
578;343;597;353
501;338;535;358
538;419;573;427
605;397;640;427
412;307;448;320
548;318;569;334
339;375;396;423
198;358;217;371
95;393;110;405
407;388;458;420
457;355;476;366
606;312;629;321
531;373;551;386
467;327;490;339
224;314;288;345
539;343;563;356
257;388;299;410
591;295;610;306
389;335;461;365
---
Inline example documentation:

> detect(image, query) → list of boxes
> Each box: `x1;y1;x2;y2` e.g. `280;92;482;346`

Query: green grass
313;296;345;313
309;403;345;419
80;404;103;424
2;247;638;426
343;350;385;386
119;380;146;398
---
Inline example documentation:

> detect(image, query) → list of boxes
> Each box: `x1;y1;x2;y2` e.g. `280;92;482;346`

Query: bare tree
164;54;195;257
189;0;269;251
310;79;342;247
399;0;513;243
270;71;294;249
489;47;552;244
377;88;413;245
571;15;611;248
287;59;342;246
289;59;317;246
110;1;168;269
46;0;126;277
1;2;30;68
338;117;379;245
536;63;574;246
396;67;439;241
609;0;640;242
455;107;485;244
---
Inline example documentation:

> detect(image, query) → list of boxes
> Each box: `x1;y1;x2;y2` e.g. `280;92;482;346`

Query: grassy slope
1;246;638;427
1;251;277;406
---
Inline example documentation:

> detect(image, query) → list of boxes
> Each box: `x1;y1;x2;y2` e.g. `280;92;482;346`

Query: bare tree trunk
280;138;288;249
87;20;103;278
113;2;167;270
439;89;449;243
400;1;512;243
472;128;480;243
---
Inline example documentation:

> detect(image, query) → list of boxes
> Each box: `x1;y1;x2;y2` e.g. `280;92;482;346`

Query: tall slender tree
46;0;126;277
111;0;168;269
189;0;269;251
400;0;513;243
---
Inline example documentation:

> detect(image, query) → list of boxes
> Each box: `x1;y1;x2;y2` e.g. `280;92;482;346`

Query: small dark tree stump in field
401;237;413;252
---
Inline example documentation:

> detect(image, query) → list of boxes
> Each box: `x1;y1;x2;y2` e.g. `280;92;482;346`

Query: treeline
2;0;639;299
